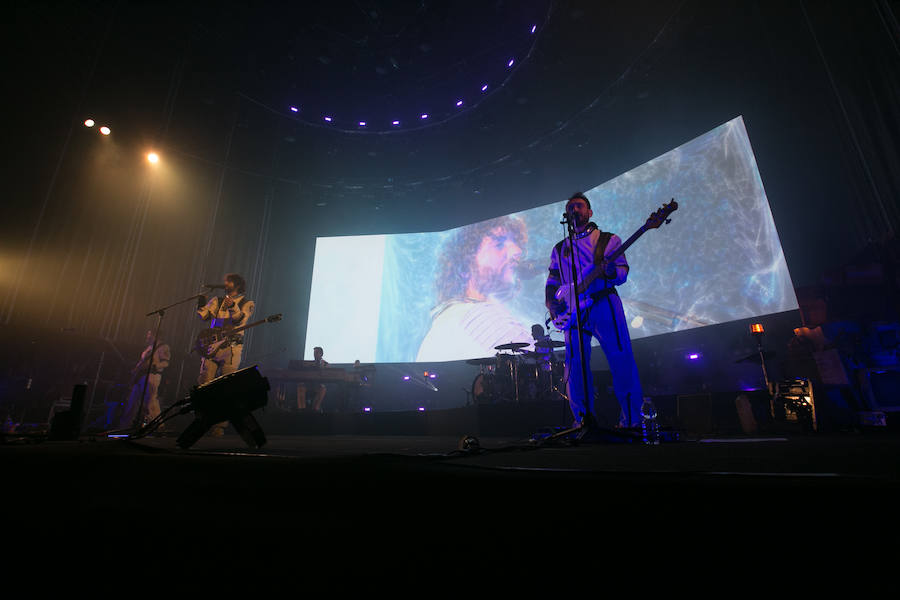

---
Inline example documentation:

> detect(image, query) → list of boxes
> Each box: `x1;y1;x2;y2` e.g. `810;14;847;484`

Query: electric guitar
193;313;283;359
552;200;678;331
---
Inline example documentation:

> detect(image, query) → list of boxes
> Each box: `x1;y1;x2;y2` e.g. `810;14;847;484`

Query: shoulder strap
593;230;614;263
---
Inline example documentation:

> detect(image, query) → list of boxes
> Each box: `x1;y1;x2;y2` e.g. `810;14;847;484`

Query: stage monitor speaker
677;393;713;434
48;384;87;441
176;366;270;450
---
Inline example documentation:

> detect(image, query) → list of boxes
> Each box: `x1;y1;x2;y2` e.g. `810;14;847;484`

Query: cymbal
534;339;565;348
494;342;529;350
466;357;497;366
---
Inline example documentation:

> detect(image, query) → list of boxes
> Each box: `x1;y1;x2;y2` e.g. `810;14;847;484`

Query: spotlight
147;152;159;164
531;24;537;33
687;353;701;360
324;116;333;122
391;120;400;126
507;58;515;67
290;106;299;112
363;407;372;412
358;121;366;126
417;407;425;412
420;113;428;119
402;375;411;381
99;126;111;135
750;323;764;335
481;84;488;92
455;99;463;106
84;118;95;127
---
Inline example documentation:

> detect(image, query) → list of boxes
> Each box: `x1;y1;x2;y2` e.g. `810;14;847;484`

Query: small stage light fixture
84;119;95;127
147;152;159;164
99;126;111;135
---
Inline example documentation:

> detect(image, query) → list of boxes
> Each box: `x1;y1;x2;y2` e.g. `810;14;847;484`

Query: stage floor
3;430;899;573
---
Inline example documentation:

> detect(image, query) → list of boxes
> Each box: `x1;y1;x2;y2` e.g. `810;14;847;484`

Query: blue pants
564;293;643;426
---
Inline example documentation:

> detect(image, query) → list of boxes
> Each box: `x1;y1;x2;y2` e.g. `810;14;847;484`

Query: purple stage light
402;375;411;381
456;100;463;106
688;353;701;360
392;120;400;126
481;84;488;92
324;116;333;122
531;24;537;33
417;407;425;412
290;106;299;112
420;113;428;119
363;407;372;412
359;121;366;126
429;373;437;379
508;58;515;67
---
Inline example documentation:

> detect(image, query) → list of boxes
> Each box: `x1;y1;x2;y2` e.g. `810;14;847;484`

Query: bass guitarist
197;272;255;387
545;193;644;429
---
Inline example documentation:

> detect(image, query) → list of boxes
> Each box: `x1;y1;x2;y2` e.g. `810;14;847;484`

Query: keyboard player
297;346;328;411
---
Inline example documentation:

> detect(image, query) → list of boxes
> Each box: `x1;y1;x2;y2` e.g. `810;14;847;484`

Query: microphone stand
129;290;208;433
544;213;596;442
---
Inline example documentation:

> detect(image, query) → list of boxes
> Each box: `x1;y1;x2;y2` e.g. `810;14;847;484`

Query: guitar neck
226;318;269;336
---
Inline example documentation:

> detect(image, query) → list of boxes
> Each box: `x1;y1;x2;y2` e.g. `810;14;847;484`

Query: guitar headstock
266;313;283;323
644;199;678;230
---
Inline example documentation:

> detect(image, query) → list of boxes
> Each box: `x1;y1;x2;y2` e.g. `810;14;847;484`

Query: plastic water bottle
640;397;660;445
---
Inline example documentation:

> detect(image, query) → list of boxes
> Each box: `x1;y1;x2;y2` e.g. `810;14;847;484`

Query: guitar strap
556;228;618;298
216;295;246;314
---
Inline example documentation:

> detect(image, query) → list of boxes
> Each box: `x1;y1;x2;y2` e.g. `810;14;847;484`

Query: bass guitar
193;313;283;359
552;200;678;331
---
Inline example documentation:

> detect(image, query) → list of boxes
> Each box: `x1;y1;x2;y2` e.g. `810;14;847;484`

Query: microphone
203;284;227;289
560;212;575;224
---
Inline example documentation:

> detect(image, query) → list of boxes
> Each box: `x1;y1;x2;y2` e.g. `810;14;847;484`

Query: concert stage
3;418;898;575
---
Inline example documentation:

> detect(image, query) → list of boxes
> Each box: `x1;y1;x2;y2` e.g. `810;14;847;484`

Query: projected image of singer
416;216;533;362
546;193;643;428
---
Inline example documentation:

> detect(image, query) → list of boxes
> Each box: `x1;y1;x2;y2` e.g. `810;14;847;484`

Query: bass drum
472;373;497;404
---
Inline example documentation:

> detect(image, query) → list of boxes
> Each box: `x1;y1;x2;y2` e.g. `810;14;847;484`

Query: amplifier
859;367;900;412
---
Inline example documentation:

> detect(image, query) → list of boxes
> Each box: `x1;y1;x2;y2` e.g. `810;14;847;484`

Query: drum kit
467;340;566;404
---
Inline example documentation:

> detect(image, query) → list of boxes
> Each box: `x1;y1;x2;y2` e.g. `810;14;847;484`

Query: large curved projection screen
305;116;798;363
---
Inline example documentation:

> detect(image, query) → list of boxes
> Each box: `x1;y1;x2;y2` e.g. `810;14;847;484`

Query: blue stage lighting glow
456;100;463;106
531;24;537;33
508;58;515;67
420;113;428;119
290;106;299;112
481;84;488;92
324;116;333;122
392;120;400;126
